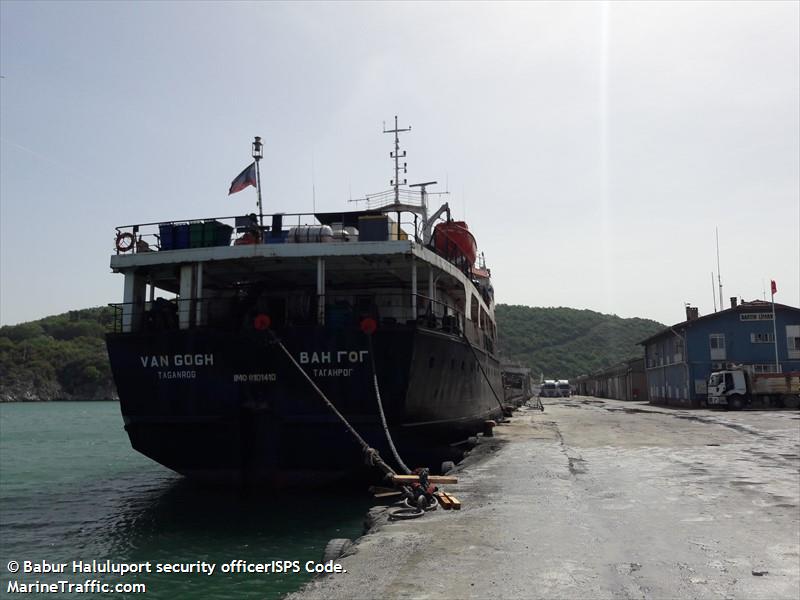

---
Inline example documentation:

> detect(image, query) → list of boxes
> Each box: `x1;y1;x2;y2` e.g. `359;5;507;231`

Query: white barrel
287;225;334;243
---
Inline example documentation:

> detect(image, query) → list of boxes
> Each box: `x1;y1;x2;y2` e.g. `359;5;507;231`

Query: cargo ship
106;120;503;486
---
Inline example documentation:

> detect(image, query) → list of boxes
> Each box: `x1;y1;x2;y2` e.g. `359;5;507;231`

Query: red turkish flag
771;280;777;295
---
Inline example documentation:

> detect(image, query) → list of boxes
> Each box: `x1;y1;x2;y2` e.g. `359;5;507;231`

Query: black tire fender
322;538;353;562
728;394;745;411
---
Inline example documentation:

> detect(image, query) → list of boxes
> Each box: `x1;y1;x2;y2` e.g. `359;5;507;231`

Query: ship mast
383;115;411;205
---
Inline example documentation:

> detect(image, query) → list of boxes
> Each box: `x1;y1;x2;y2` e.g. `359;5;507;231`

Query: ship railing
323;292;467;334
112;211;428;256
107;293;481;341
358;188;425;210
111;212;474;282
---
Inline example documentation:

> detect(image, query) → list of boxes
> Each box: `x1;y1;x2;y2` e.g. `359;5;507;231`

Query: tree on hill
495;304;664;379
0;307;117;402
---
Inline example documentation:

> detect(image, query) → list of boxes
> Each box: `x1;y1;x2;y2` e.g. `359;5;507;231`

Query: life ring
116;232;135;252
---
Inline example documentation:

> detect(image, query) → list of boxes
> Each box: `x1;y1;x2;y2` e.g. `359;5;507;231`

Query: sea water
0;402;369;599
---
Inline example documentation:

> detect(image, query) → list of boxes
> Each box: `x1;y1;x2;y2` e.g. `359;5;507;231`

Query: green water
0;402;370;599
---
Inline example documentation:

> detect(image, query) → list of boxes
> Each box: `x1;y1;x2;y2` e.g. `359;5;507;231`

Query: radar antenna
383;115;411;205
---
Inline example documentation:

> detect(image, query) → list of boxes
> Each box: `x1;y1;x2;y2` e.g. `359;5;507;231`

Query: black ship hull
106;325;503;486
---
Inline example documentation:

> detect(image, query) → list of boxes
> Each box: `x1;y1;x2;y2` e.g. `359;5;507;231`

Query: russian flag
229;162;257;195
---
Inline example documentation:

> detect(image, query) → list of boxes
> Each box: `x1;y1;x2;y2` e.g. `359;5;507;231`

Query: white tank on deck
287;225;334;243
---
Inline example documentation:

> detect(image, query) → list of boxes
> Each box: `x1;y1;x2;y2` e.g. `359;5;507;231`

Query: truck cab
707;367;800;410
707;370;747;409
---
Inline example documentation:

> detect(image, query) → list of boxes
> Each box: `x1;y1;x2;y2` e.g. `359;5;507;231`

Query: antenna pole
716;227;723;310
383;115;411;205
311;150;316;213
249;137;265;229
711;272;717;312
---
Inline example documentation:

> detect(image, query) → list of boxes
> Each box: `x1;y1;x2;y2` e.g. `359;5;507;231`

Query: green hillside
496;304;664;379
0;307;116;402
0;304;665;401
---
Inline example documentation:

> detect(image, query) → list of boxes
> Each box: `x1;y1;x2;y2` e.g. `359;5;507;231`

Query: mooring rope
366;335;411;475
460;330;507;417
266;331;397;478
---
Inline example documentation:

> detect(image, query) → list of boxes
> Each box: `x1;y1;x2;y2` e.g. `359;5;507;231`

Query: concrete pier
289;397;800;600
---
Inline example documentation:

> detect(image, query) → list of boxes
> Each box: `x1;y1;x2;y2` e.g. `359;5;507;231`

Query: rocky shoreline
0;382;118;403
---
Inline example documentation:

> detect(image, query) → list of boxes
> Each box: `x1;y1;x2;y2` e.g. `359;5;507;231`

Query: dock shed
573;357;648;402
640;300;800;407
501;364;534;405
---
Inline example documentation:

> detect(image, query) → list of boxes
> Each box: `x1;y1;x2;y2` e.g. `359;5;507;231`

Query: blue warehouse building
640;299;800;407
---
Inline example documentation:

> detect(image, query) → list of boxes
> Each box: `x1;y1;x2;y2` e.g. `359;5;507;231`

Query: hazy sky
1;1;798;326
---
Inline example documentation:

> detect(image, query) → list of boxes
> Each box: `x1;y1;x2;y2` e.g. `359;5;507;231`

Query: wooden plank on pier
434;491;453;510
444;492;461;510
391;474;458;484
374;491;403;498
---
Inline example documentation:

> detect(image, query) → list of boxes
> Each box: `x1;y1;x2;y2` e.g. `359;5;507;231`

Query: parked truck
707;366;800;410
557;380;572;397
540;380;559;398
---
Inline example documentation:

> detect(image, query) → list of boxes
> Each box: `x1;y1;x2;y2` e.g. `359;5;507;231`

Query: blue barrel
158;224;174;250
174;224;190;249
266;231;288;244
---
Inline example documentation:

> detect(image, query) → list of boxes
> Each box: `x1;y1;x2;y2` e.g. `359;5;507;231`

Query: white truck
557;380;571;397
540;380;559;398
706;366;800;410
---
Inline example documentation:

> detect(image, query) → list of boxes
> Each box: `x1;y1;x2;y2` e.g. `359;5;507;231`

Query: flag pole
771;282;780;373
252;136;264;230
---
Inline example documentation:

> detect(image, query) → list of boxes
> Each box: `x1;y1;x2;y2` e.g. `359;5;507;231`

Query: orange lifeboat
433;221;477;266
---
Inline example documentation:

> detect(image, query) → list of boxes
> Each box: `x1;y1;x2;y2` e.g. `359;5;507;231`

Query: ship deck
110;240;472;296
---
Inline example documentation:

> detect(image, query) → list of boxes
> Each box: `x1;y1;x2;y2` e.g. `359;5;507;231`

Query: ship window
479;308;489;330
429;356;435;368
470;294;478;322
461;361;465;370
451;359;455;369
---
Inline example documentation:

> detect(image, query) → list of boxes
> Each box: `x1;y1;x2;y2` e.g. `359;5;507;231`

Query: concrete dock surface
289;396;800;600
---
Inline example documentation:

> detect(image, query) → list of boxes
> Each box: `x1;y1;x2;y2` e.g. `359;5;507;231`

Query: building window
750;332;775;343
709;333;726;360
787;325;800;359
753;364;780;374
